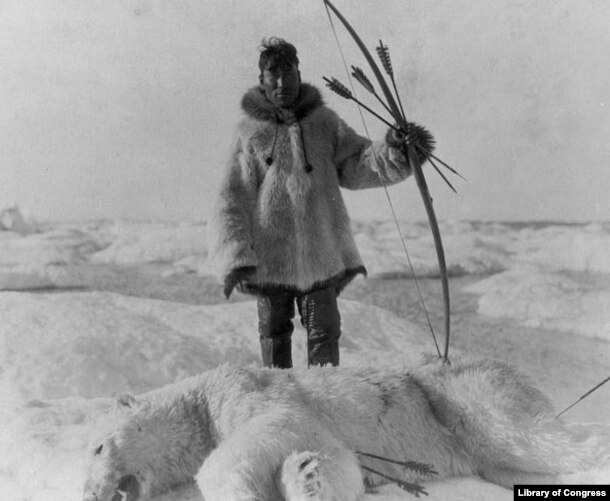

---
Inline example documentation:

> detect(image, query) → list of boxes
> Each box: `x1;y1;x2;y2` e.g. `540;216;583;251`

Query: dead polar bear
83;355;604;501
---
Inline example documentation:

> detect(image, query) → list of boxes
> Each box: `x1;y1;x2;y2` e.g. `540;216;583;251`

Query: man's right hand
223;266;257;299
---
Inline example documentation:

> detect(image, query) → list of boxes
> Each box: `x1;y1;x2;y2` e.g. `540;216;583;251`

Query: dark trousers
257;286;341;368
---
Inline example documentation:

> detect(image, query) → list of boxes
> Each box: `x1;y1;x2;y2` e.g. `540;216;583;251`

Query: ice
0;220;106;290
515;223;610;274
358;220;610;277
1;214;609;500
3;217;610;284
2;216;610;341
464;267;610;341
354;220;511;277
0;206;37;235
90;220;208;266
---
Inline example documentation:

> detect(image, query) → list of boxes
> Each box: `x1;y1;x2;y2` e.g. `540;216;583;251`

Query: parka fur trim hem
239;266;367;297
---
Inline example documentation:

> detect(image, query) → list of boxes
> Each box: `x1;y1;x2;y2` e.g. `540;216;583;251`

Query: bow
323;0;451;362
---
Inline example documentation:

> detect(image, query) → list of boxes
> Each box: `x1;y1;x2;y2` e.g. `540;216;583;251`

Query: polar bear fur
82;355;606;501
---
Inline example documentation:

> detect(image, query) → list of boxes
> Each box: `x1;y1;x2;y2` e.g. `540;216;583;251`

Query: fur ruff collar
241;83;324;123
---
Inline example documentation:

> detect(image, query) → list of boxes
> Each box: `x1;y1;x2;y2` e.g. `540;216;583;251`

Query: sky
1;0;609;223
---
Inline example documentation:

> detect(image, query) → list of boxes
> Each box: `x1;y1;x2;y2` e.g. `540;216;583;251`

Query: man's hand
392;123;419;145
388;122;436;164
223;266;257;299
392;122;427;147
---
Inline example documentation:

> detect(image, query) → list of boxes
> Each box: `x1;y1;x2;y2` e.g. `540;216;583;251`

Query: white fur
82;355;608;501
206;83;410;293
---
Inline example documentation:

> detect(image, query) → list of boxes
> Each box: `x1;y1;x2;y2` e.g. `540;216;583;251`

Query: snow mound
0;222;106;290
355;220;511;277
0;205;38;234
518;224;610;273
90;221;208;265
0;291;429;402
465;268;610;340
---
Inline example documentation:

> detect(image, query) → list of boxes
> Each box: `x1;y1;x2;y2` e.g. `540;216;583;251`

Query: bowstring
323;2;441;358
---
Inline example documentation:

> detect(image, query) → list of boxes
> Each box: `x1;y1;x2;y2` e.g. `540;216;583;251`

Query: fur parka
208;83;431;294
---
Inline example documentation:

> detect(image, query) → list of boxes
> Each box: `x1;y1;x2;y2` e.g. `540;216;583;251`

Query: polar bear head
83;393;214;501
83;398;155;501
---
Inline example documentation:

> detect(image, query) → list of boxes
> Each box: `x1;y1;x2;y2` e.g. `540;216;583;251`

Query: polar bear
82;355;606;501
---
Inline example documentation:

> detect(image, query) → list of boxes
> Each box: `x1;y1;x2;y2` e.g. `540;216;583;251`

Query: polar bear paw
281;451;326;500
279;449;363;501
299;453;325;499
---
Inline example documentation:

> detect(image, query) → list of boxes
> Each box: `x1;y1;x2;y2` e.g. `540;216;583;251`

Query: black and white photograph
1;1;609;500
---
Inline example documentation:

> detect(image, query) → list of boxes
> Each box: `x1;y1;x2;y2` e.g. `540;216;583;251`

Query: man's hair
258;38;299;74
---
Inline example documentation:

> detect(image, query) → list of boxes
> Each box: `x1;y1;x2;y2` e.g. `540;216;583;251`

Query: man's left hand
389;122;436;155
392;123;420;147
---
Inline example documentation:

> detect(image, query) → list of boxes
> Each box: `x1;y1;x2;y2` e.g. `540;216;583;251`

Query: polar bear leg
196;418;285;501
196;413;364;501
278;448;364;501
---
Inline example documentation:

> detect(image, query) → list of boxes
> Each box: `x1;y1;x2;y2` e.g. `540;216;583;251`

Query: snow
1;210;609;500
0;291;515;501
0;293;428;402
464;267;610;341
3;216;609;340
0;292;519;501
90;220;209;266
0;206;37;235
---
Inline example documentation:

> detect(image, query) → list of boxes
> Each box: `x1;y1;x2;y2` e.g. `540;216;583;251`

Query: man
208;38;434;368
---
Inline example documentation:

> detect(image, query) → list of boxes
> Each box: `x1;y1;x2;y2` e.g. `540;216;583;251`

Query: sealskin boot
257;292;295;369
298;286;341;367
259;337;293;369
307;338;340;367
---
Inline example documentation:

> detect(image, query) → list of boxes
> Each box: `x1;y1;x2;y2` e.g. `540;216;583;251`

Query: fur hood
241;83;325;123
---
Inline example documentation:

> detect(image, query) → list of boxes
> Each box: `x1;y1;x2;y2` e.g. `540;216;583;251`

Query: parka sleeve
332;112;434;190
207;134;259;282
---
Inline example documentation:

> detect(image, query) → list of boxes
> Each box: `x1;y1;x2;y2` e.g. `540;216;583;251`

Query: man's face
259;61;300;109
